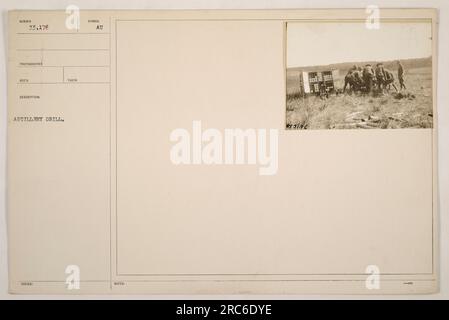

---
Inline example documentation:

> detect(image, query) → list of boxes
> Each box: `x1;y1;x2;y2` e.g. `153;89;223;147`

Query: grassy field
286;60;433;130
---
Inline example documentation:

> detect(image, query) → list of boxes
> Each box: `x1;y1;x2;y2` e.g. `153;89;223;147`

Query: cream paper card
7;9;438;294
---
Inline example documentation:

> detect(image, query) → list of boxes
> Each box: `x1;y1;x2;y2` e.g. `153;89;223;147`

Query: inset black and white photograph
286;21;433;129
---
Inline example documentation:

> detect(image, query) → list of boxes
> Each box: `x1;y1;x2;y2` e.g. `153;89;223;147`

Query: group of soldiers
343;61;406;94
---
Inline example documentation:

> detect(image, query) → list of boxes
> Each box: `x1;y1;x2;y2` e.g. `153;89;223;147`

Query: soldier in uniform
353;69;363;91
397;60;406;90
383;69;399;92
362;64;375;93
343;65;362;93
375;63;386;91
343;67;355;92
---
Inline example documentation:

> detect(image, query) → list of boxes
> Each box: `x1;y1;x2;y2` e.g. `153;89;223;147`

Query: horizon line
287;55;432;70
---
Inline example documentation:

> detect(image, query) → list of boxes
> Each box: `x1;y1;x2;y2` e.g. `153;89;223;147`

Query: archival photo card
7;9;438;295
286;21;434;130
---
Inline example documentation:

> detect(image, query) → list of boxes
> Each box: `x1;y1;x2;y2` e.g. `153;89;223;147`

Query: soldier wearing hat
397;60;406;90
375;63;386;91
383;68;399;92
363;64;375;93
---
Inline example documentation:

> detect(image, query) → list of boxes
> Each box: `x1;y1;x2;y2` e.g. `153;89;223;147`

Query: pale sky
287;22;432;68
